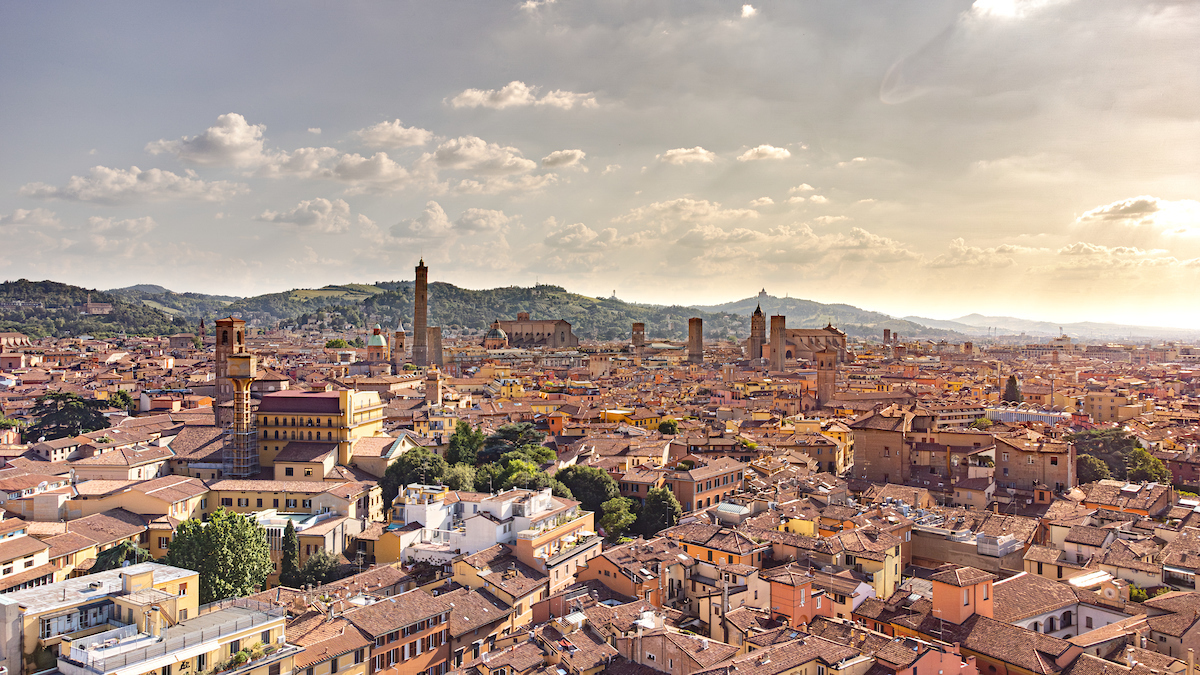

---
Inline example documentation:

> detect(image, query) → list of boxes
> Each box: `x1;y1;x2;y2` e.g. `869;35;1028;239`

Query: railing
66;605;284;674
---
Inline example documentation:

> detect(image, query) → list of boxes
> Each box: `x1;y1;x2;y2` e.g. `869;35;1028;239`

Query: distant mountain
693;294;964;340
106;285;240;319
905;313;1200;341
0;279;187;338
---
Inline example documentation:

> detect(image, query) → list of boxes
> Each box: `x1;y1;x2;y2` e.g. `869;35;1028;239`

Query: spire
753;303;763;316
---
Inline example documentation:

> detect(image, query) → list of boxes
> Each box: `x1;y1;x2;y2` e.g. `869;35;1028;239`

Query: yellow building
6;563;200;673
1083;391;1152;423
256;390;386;467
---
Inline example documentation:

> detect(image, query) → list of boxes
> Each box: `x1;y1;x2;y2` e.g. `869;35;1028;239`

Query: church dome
485;325;508;341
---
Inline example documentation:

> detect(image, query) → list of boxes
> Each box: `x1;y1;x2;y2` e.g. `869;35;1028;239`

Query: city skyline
1;1;1198;327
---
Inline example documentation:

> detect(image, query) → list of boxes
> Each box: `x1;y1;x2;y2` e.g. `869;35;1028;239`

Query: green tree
442;464;477;491
636;487;682;536
554;465;620;514
658;419;679;435
474;463;505;493
298;548;340;588
108;390;135;413
1002;376;1022;403
380;448;448;508
482;423;546;463
325;338;350;349
279;521;301;587
352;337;365;348
24;392;111;442
165;509;273;603
0;416;21;430
969;417;993;430
1077;455;1112;485
600;498;637;541
549;479;574;501
1130;585;1148;603
446;421;486;465
1127;447;1170;483
91;541;152;572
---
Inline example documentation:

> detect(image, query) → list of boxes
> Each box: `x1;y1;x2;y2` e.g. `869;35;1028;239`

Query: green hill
693;294;962;340
106;286;240;318
0;279;188;338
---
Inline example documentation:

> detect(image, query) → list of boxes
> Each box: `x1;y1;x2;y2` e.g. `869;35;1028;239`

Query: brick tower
412;259;429;367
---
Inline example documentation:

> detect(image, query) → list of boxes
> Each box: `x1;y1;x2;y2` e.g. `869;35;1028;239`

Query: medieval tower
411;259;429;367
815;348;836;407
748;304;766;361
688;318;703;365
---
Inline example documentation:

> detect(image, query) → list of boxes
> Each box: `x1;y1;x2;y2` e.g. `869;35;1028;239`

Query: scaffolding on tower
222;353;260;478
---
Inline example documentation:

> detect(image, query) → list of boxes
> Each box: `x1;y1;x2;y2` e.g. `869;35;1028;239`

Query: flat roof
6;562;196;614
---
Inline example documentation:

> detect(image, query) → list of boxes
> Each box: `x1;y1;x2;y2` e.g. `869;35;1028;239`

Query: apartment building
660;457;745;513
343;590;453;675
256;390;386;468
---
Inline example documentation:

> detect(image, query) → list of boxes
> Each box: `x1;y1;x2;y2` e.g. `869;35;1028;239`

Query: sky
1;1;1198;327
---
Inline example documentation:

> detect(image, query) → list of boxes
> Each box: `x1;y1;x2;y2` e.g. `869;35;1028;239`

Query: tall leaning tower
748;304;766;361
411;259;429;367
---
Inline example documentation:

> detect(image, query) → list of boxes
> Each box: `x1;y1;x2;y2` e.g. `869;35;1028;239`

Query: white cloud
657;147;716;165
749;197;774;207
320;152;417;192
147;113;269;167
737;145;789;161
452;173;558;195
602;164;621;175
809;195;829;204
1077;196;1200;236
20;166;246;204
392;201;513;238
544;220;622;250
786;196;807;204
617;197;758;230
356;119;434;149
789;184;816;193
448;81;597;110
741;4;757;18
255;198;360;233
541;149;587;169
1057;242;1149;257
425;136;536;175
307;128;322;135
87;215;157;236
924;238;1042;268
0;208;60;228
257;146;340;178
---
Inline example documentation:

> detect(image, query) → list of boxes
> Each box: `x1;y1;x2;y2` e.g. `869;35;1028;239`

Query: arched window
1032;621;1040;632
274;430;279;440
1046;617;1057;632
1062;612;1072;627
327;432;332;441
307;431;313;441
326;418;332;427
274;417;279;426
306;418;313;427
221;331;229;346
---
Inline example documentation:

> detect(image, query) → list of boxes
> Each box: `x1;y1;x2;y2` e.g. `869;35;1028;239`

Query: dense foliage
1070;429;1170;484
279;521;301;588
1002;376;1023;403
91;541;153;572
165;509;273;603
23;392;111;442
447;421;486;465
635;487;683;536
600;498;637;541
380;448;448;507
554;465;621;514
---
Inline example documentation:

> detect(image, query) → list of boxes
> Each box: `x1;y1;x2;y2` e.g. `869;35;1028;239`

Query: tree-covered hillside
694;294;962;340
106;286;240;318
0;280;188;338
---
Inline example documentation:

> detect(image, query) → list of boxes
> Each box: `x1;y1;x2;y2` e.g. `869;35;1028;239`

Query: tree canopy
658;419;679;435
1002;376;1022;403
24;392;111;442
380;448;447;508
446;421;486;465
279;521;301;588
600;498;637;541
481;422;546;464
324;338;350;349
554;465;620;514
636;487;682;536
164;509;273;603
1070;429;1161;482
108;390;135;413
1127;447;1170;483
1077;455;1111;484
91;541;153;573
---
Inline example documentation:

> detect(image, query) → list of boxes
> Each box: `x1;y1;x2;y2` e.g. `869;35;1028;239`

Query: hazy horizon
2;2;1197;327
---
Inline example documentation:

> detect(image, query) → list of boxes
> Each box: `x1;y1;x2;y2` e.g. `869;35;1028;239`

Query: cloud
786;196;807;204
356;119;434;149
20;166;247;204
1057;242;1149;257
924;238;1041;268
789;184;816;193
809;195;829;204
543;220;622;251
737;145;790;162
616;197;758;228
452;173;558;195
541;149;587;169
602;164;621;175
255;198;362;233
657;147;716;165
424;136;537;175
675;224;766;248
749;197;774;207
448;81;597;110
392;201;514;238
256;146;340;178
146;113;269;167
307;128;321;135
320;152;418;192
86;215;157;237
741;4;757;18
1077;196;1200;235
0;208;60;228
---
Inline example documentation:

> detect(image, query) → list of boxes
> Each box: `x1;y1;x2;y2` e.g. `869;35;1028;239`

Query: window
286;499;298;508
256;498;263;507
285;467;294;476
1050;457;1058;466
963;588;970;606
220;498;233;507
302;500;312;509
200;498;207;509
158;537;171;549
355;649;365;664
329;658;338;673
197;654;205;670
1003;468;1009;477
179;582;188;597
269;665;280;675
1028;456;1035;465
237;498;249;507
1002;453;1009;462
179;608;188;621
1086;617;1093;629
273;499;279;508
305;468;314;477
262;630;271;644
982;583;989;600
